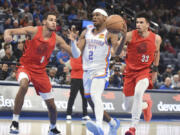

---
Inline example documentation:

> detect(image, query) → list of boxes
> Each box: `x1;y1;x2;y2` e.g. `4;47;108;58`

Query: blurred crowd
0;0;180;90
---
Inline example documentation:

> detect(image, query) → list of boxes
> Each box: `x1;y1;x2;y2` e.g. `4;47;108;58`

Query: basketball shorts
123;69;152;97
83;69;109;98
16;65;53;100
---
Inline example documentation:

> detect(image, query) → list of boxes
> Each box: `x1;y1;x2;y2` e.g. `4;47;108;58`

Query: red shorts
123;69;153;97
16;66;52;95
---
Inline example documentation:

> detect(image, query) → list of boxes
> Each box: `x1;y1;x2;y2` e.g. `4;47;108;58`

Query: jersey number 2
89;51;93;60
141;54;149;62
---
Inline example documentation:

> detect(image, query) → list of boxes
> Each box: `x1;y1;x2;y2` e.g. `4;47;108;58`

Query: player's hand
115;32;126;55
151;72;157;84
4;35;13;43
119;49;126;58
117;35;123;46
67;25;79;41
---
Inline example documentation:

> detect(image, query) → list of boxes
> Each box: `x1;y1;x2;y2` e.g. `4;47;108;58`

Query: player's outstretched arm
68;29;86;58
108;31;126;56
151;34;162;83
76;29;86;52
4;26;37;43
126;31;133;44
56;34;72;57
154;35;162;65
153;34;162;66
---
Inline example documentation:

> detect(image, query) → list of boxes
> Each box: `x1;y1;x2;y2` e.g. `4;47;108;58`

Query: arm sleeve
71;40;81;58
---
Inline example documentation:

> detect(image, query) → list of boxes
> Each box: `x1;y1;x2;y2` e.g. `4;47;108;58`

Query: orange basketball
105;15;127;33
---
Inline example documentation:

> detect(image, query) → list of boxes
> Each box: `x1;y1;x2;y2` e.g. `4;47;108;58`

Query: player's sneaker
86;121;104;135
143;98;152;122
82;115;90;121
10;121;19;134
48;127;61;135
125;127;136;135
66;115;72;120
108;118;120;135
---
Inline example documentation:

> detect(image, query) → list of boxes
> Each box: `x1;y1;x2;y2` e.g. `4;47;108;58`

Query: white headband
93;8;108;17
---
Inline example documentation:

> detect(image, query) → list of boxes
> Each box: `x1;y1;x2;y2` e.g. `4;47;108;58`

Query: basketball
105;15;127;33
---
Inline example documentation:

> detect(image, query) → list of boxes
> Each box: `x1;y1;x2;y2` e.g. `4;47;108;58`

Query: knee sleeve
122;95;133;112
134;78;149;98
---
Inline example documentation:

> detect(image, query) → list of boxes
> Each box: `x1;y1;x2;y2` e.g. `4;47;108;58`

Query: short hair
136;12;150;23
4;43;10;50
43;12;57;20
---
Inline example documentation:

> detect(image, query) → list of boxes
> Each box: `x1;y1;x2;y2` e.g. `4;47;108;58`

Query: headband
93;8;108;17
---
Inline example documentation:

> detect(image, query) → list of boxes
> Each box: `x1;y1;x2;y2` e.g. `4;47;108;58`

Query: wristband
152;65;158;72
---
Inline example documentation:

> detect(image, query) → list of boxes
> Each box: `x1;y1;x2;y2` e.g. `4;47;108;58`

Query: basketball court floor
1;117;180;135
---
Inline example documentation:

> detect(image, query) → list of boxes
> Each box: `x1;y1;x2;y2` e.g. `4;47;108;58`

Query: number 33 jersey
83;26;111;71
125;30;156;71
19;26;56;73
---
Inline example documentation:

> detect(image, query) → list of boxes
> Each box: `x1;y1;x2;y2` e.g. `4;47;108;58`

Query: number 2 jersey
19;26;56;73
125;30;156;72
83;26;111;72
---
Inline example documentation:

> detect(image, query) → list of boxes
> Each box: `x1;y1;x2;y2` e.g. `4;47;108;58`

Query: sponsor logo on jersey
99;34;105;39
86;39;105;46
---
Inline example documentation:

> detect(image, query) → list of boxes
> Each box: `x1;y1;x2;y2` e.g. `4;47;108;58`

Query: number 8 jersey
125;30;156;71
83;26;111;71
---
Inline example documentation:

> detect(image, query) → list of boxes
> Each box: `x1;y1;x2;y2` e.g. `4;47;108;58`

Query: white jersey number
40;56;45;63
89;51;93;60
141;54;149;62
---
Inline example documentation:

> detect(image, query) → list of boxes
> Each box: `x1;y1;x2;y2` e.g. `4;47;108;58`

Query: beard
47;26;56;32
46;23;56;32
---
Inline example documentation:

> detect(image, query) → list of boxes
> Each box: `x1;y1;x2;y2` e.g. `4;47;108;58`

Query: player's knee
91;94;102;104
46;100;57;112
134;90;142;99
48;104;57;112
19;79;29;91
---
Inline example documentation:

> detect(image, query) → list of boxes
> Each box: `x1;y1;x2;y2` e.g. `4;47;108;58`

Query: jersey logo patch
36;44;48;55
136;43;147;53
99;34;105;39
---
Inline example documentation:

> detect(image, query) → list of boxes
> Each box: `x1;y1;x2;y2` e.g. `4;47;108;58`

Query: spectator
48;67;59;85
5;69;16;81
159;77;173;90
0;43;5;60
171;74;180;89
66;56;89;120
161;64;173;81
20;6;33;22
0;63;9;80
12;40;24;61
59;25;69;43
63;65;71;84
110;66;122;88
56;48;70;76
4;18;13;30
33;9;43;22
163;39;176;55
68;8;77;22
1;43;16;65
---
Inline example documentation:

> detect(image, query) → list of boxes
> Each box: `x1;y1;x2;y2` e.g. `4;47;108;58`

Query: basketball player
4;12;73;135
122;12;162;135
69;8;126;135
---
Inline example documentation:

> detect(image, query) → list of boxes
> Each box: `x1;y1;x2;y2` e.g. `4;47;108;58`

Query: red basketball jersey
20;26;56;73
70;56;83;79
125;30;156;71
